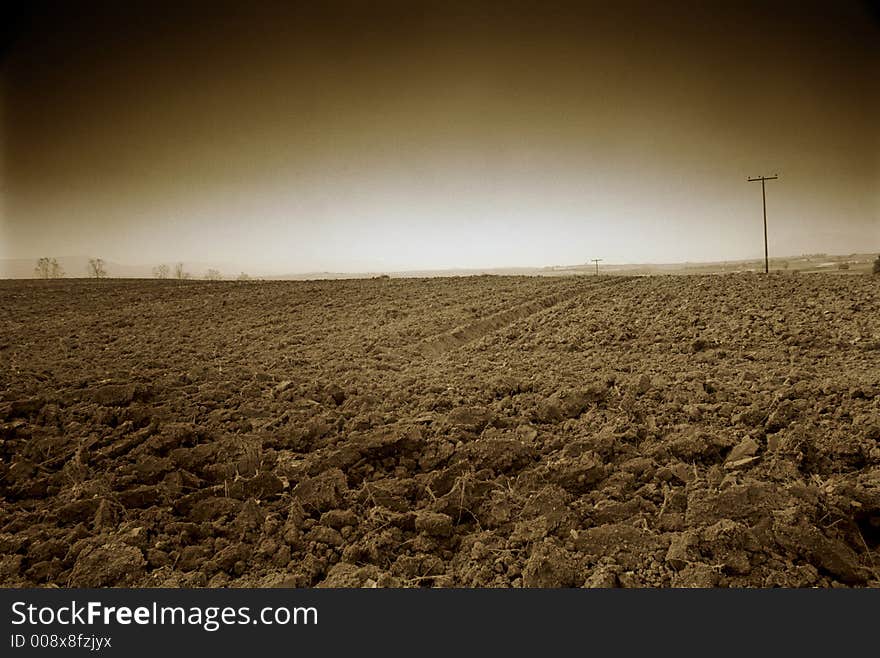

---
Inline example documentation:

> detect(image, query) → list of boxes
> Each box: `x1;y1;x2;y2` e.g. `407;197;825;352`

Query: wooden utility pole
590;258;602;276
747;174;778;273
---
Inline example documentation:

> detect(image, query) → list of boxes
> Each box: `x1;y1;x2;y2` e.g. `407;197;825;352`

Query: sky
2;1;879;274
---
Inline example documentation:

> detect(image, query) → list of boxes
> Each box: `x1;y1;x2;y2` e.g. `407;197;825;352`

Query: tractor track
418;276;636;357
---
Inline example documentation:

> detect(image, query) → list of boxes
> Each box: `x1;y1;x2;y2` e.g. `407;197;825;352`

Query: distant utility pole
747;174;778;274
590;258;603;276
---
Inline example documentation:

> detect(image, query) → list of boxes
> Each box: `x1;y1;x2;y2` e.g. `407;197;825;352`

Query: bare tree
174;262;190;280
88;258;107;279
35;257;65;278
34;257;51;279
204;268;222;281
153;264;170;279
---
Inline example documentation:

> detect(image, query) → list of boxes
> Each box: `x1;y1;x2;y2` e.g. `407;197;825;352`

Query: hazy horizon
3;1;879;273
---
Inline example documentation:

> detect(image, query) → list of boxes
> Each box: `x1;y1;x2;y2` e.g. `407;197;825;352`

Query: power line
590;258;603;276
747;174;779;274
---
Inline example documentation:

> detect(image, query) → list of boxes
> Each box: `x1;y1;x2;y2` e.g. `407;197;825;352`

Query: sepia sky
2;1;879;274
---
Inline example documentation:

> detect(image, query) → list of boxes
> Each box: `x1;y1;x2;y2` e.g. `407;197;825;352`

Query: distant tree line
152;262;191;279
33;258;261;281
151;263;254;281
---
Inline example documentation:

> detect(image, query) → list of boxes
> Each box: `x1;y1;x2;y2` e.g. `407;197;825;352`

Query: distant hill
264;253;879;279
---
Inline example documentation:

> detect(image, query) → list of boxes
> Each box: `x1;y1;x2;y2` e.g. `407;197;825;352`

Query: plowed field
1;274;878;587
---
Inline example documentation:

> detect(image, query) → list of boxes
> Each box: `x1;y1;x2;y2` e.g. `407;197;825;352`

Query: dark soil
1;274;878;587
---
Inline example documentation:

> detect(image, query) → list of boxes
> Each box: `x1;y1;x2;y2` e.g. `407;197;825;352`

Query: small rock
27;539;67;563
272;380;295;397
119;526;150;550
292;468;348;513
691;338;709;353
234;499;266;533
669;462;695;484
320;509;358;529
117;485;166;509
26;559;64;582
8;398;45;418
186;497;242;523
69;541;145;587
666;432;716;462
89;384;137;406
446;406;494;432
326;384;346;406
414;511;454;537
515;424;538;444
766;434;784;452
671;564;718;588
210;545;250;573
733;406;767;427
318;562;379;587
0;554;24;580
146;549;171;568
177;545;212;572
549;451;606;494
583;567;619;588
307;525;344;546
5;460;36;485
57;499;101;524
665;531;700;571
766;401;797;432
634;374;653;396
523;540;578;588
227;472;284;500
725;437;759;463
534;400;564;424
